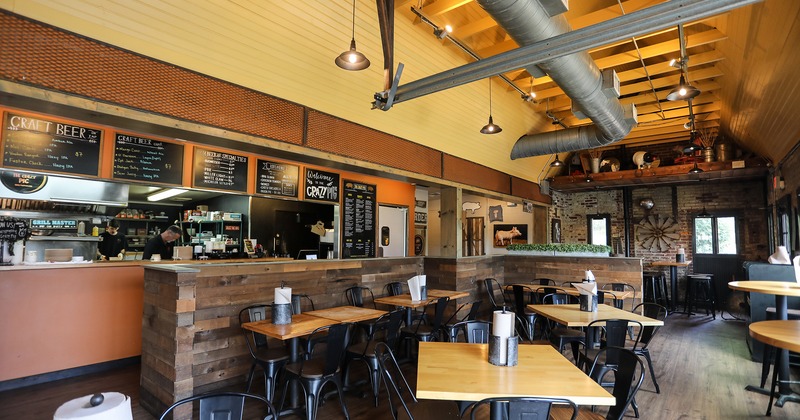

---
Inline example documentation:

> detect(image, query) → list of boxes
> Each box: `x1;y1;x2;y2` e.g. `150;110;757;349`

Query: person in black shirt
142;225;183;261
97;219;128;260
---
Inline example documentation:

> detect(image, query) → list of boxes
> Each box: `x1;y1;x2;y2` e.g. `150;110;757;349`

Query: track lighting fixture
335;0;370;71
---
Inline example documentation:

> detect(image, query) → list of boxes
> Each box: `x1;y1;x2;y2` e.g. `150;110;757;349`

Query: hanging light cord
617;0;666;120
349;0;356;41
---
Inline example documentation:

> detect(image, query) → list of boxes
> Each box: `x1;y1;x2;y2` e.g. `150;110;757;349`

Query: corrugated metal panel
443;154;510;194
0;12;305;145
306;110;442;178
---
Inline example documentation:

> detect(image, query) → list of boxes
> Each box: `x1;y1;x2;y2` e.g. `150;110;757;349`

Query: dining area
5;267;800;419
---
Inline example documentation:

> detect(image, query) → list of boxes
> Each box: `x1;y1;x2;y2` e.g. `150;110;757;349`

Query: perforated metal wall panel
443;155;510;195
0;12;304;145
512;177;550;203
306;110;442;178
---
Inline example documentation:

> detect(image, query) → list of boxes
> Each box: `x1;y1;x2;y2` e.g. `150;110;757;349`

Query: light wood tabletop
506;284;634;301
416;342;614;406
304;306;387;322
749;320;800;353
527;304;664;327
728;281;800;297
241;313;337;340
374;289;469;308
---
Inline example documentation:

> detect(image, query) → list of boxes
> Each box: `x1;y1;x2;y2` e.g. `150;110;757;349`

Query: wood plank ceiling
394;0;800;167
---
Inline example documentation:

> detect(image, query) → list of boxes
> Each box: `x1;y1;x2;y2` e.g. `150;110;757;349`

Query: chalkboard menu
256;159;299;198
113;133;184;185
2;112;101;176
342;180;376;259
0;218;29;243
192;147;248;192
304;168;340;203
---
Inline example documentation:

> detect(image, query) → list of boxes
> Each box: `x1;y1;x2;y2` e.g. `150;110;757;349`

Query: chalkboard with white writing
341;180;376;259
256;159;299;198
192;147;248;192
2;112;101;176
304;168;340;203
113;133;184;185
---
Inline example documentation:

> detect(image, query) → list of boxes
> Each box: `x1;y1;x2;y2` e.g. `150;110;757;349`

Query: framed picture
493;224;528;247
552;218;562;243
488;205;504;222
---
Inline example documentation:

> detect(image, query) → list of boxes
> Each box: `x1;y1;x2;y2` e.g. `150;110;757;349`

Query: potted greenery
506;243;611;257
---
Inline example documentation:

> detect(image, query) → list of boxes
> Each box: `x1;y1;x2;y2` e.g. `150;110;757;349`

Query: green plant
507;243;611;253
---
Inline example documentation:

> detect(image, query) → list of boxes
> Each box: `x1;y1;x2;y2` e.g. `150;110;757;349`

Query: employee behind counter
96;219;128;261
142;225;183;261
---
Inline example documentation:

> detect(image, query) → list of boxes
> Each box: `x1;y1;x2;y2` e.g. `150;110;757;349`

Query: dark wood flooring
2;311;800;419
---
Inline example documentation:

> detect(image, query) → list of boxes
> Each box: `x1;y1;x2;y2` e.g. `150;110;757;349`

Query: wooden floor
2;312;800;419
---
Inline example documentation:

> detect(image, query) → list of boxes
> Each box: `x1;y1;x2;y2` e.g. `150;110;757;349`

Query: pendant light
550;155;564;167
688;160;703;174
335;0;370;71
480;78;502;134
666;74;701;101
698;180;711;217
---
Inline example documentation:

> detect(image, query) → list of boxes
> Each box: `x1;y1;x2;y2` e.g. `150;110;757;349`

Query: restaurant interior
2;0;800;419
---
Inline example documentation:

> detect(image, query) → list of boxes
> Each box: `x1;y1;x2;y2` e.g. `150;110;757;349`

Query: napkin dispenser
573;281;598;312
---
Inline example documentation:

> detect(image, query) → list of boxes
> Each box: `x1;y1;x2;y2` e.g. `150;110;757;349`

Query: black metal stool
643;272;669;309
685;274;716;319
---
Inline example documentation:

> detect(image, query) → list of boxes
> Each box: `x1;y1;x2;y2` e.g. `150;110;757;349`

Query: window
587;214;611;246
693;215;738;255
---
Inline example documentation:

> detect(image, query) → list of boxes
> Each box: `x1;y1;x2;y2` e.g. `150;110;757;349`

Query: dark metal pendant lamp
480;78;502;134
335;0;370;71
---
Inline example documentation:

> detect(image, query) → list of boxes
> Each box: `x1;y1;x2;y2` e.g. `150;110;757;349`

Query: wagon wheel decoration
636;214;679;251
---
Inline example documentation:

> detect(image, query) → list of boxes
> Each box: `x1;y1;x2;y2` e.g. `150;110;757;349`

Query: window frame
692;212;740;256
586;213;612;247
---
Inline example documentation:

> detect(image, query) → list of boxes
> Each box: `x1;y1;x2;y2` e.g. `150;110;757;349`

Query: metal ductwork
476;0;636;159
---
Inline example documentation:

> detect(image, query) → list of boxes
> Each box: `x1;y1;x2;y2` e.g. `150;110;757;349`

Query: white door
378;205;408;257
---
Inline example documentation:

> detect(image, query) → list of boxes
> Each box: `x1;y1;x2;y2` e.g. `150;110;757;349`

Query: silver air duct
477;0;635;159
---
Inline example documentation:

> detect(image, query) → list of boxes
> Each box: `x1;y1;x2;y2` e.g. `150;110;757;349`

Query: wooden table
526;303;664;327
375;289;469;325
506;283;634;303
729;281;800;410
651;260;692;312
305;306;387;322
416;342;614;419
749;320;800;415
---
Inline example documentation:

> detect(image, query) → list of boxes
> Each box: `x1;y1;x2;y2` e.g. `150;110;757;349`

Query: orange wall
0;266;144;381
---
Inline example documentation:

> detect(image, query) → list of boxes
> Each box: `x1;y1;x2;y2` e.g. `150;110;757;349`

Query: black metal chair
577;319;642;391
401;296;450;348
158;391;278;420
463;396;578;420
343;309;404;406
238;304;290;403
541;293;584;358
631;303;668;393
602;282;637;311
450;320;491;344
444;299;483;342
511;284;540;341
484;278;510;311
345;285;381;337
291;293;316;314
278;323;352;420
375;341;416;420
587;347;646;420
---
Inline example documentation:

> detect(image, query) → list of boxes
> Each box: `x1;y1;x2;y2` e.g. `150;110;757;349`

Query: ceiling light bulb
444;24;453;33
669;58;678;67
679;86;687;96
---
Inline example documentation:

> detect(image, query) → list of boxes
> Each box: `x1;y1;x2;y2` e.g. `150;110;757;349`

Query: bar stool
643;272;669;308
685;274;715;319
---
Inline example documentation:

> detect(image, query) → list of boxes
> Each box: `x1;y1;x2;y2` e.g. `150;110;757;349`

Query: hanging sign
304;168;339;203
112;133;184;185
192;147;248;192
2;112;101;176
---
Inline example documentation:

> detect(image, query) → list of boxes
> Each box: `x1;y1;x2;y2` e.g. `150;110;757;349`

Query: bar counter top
0;256;295;271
